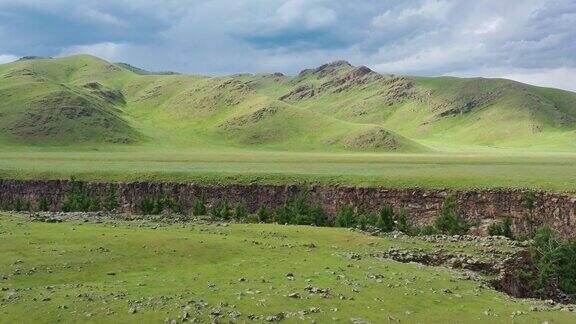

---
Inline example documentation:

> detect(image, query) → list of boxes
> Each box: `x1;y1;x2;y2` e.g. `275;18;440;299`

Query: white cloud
503;68;576;92
372;43;487;74
77;7;126;27
276;0;337;29
59;42;128;62
472;17;503;35
0;54;18;64
447;67;576;92
372;0;452;27
0;0;574;93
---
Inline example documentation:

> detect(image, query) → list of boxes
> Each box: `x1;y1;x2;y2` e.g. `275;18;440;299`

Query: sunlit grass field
1;147;575;192
1;55;575;192
1;214;574;323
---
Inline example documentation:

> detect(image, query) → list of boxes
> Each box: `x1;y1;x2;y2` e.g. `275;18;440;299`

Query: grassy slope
2;55;575;152
0;56;423;152
397;77;576;151
0;56;140;145
0;55;575;190
1;214;574;323
249;62;576;152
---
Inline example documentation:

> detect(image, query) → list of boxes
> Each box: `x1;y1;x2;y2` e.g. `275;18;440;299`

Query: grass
1;55;575;191
1;213;574;323
0;149;575;192
1;55;575;152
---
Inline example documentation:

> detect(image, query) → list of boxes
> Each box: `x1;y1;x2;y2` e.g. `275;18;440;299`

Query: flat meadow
0;147;575;192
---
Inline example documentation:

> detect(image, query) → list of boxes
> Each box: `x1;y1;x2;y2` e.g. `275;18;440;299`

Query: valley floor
0;148;575;192
1;213;575;323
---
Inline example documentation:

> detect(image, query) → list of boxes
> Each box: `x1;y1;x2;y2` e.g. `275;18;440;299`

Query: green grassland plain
1;214;574;323
0;149;575;192
0;55;575;190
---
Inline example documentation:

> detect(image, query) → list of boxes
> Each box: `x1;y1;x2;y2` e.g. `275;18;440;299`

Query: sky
0;0;574;91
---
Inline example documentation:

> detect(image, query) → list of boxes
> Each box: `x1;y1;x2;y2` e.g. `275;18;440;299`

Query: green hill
0;55;574;152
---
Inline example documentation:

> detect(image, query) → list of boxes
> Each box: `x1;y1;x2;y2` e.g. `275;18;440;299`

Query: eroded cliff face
1;179;575;237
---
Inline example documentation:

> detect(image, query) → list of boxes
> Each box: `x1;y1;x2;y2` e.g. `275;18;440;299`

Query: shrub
522;191;537;211
395;209;413;234
358;213;369;230
293;213;313;225
138;193;184;215
234;200;248;221
244;213;260;224
420;225;440;235
210;201;231;220
38;196;51;212
522;191;537;236
151;195;165;215
269;189;325;226
139;196;155;215
61;177;101;212
257;205;272;223
487;216;514;239
170;198;184;215
1;200;9;210
105;186;119;212
336;205;355;228
528;226;576;301
274;204;292;224
377;203;394;232
14;198;30;212
292;189;310;216
523;213;537;237
193;197;207;216
310;203;329;227
433;197;470;235
289;189;315;225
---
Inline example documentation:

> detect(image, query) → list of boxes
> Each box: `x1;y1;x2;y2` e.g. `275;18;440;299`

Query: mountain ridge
0;54;574;152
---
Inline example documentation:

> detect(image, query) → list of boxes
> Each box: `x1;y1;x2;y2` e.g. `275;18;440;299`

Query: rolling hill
0;55;574;152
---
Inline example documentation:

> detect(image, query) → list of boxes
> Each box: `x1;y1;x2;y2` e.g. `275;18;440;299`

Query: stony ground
1;212;575;323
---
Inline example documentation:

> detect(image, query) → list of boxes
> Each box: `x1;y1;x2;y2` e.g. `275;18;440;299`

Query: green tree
193;196;207;216
434;197;469;235
169;197;184;215
336;205;355;228
105;186;119;211
234;200;248;221
529;226;576;300
14;198;30;212
377;203;394;232
139;196;154;215
257;205;272;223
292;189;310;216
38;196;51;212
522;191;537;236
358;213;369;230
395;209;412;234
210;200;231;220
274;204;292;224
488;216;514;239
61;177;101;212
310;203;329;227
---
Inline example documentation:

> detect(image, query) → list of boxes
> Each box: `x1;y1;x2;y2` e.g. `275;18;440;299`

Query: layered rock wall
1;179;574;237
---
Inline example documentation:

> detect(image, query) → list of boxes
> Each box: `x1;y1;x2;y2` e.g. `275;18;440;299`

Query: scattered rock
288;292;301;299
229;310;241;319
346;252;362;260
266;313;286;322
210;308;221;316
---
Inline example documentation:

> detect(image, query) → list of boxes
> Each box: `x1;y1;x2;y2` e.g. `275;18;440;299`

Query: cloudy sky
0;0;574;91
